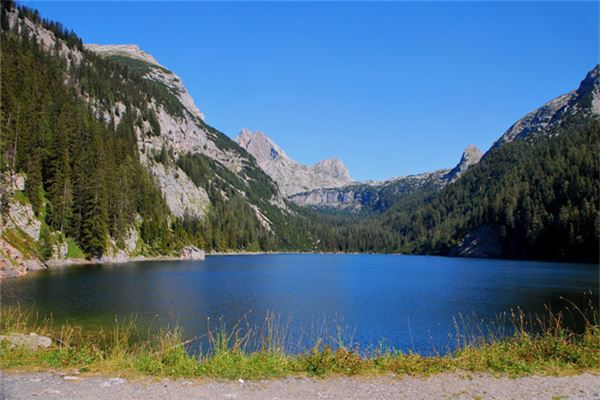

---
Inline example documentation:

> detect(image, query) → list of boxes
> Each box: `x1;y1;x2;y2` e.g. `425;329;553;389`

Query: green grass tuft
0;305;598;380
65;238;86;259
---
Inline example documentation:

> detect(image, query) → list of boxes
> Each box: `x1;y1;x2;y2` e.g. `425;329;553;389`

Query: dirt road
1;371;599;399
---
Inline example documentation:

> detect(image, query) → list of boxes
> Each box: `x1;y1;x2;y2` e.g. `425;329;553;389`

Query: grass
12;190;29;206
0;305;598;380
65;238;86;259
2;228;42;260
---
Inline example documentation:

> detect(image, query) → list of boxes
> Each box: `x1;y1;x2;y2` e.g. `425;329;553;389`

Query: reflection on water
1;254;598;355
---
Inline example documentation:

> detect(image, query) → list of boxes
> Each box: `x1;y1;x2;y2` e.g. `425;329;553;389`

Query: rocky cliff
76;43;287;224
444;145;483;182
235;129;352;196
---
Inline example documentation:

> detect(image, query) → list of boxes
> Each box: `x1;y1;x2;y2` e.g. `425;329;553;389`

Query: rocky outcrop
84;44;205;122
492;64;600;149
0;239;45;278
0;172;46;278
236;129;352;196
3;198;41;241
444;145;483;182
180;245;205;260
8;8;82;69
147;162;209;218
0;333;52;350
85;44;163;68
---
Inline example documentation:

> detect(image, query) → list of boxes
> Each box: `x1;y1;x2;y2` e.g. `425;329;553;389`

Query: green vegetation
383;119;600;262
0;13;174;257
107;55;171;75
299;119;600;262
65;238;86;259
1;228;42;260
1;306;598;379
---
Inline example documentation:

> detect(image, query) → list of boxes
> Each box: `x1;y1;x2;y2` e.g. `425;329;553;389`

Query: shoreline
3;250;596;280
0;251;388;280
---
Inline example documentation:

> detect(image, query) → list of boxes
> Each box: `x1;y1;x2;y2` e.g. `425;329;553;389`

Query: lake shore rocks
0;333;52;350
180;245;205;260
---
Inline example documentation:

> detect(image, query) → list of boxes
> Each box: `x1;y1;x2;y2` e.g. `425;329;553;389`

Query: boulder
180;245;205;260
0;333;52;350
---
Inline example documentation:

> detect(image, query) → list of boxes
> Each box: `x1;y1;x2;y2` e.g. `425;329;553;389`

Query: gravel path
1;371;599;400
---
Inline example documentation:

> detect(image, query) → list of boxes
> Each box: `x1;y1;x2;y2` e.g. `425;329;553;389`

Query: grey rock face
493;64;600;149
444;145;483;182
147;162;209;219
235;129;352;196
85;44;163;68
290;170;450;212
4;198;41;241
180;246;205;260
0;333;52;350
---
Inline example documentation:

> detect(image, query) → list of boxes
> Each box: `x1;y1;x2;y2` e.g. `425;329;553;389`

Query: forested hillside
0;1;312;266
0;7;173;257
384;119;599;262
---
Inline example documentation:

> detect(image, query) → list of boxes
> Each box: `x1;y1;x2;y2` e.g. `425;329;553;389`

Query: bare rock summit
445;145;483;181
235;129;352;196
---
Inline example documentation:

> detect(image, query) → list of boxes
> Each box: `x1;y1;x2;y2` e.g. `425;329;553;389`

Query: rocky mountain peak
581;64;600;115
461;145;483;165
313;158;352;181
235;129;352;195
85;43;205;122
445;145;483;182
236;129;288;162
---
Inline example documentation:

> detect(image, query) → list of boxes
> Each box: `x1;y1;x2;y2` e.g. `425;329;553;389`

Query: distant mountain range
235;128;484;212
235;129;352;196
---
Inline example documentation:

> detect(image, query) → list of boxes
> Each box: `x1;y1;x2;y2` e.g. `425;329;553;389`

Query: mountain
293;64;599;261
0;2;312;277
290;145;482;212
444;145;483;182
235;129;352;195
492;65;600;149
0;2;597;272
379;64;600;261
236;127;482;212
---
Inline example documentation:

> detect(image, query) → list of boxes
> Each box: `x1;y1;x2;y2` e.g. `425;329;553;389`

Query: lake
1;254;597;355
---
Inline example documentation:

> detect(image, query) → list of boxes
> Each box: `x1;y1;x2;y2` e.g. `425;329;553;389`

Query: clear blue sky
28;1;599;181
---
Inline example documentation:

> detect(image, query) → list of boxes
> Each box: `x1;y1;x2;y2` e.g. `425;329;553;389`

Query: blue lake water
1;254;598;355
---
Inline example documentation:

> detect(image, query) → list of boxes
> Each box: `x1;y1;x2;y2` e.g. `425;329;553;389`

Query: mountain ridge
492;64;600;149
289;145;481;212
235;129;352;196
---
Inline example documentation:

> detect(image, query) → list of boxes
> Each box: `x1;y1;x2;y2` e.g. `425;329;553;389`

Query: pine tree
25;148;43;215
47;105;74;233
